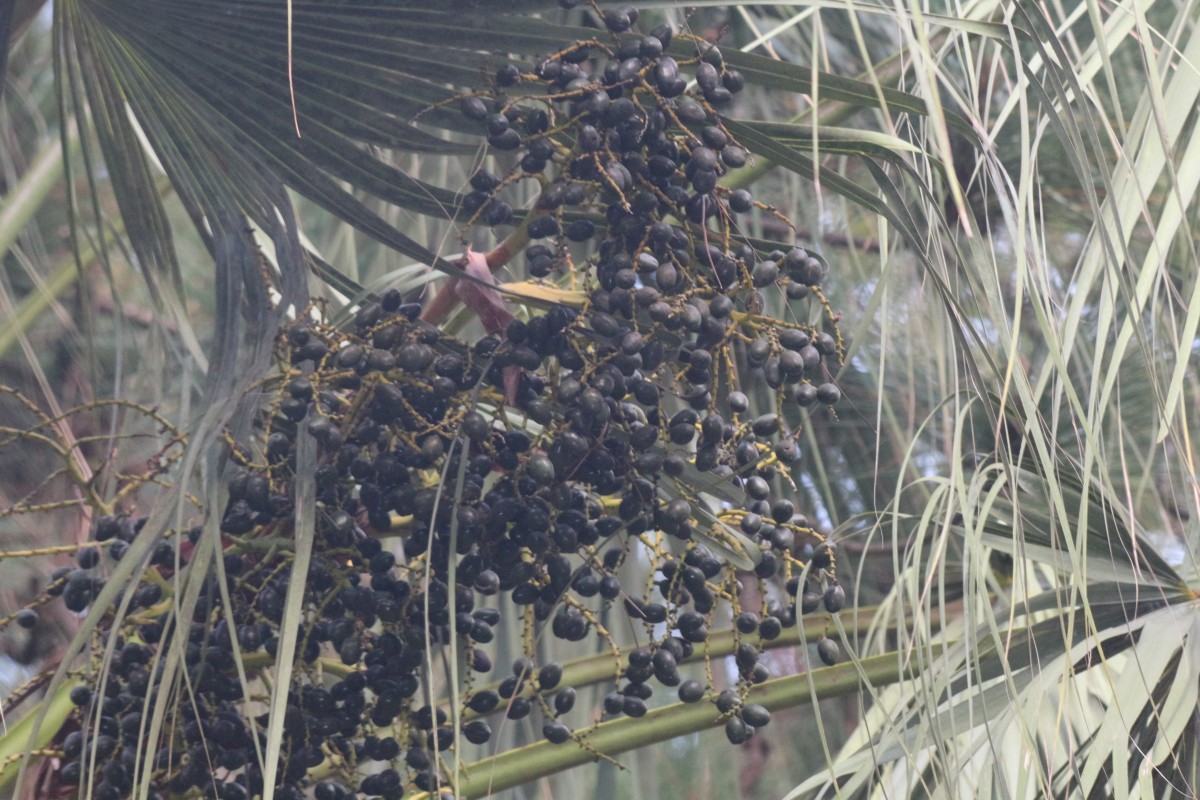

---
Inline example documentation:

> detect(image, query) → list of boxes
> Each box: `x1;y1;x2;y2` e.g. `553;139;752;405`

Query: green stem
458;603;941;718
0;256;82;361
443;647;939;799
0;679;81;792
0;127;91;361
0;165;167;361
0;131;71;259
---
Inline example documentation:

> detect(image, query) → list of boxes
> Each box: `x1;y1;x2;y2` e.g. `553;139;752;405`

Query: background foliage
1;0;1198;798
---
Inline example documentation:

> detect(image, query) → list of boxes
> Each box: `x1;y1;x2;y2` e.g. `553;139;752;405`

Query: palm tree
0;1;1197;799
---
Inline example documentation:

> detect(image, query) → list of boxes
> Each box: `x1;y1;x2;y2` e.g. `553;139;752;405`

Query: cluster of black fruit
43;7;850;800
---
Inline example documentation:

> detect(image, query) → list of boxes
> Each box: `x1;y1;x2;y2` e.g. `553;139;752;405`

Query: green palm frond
52;0;996;326
791;460;1196;799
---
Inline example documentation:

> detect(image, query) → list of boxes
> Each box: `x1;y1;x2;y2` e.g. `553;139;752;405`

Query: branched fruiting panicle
18;6;858;797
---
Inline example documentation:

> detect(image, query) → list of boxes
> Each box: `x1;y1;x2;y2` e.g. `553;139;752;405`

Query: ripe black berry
543;721;572;744
463;720;492;745
725;716;751;744
823;583;846;613
817;637;840;666
678;680;704;703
